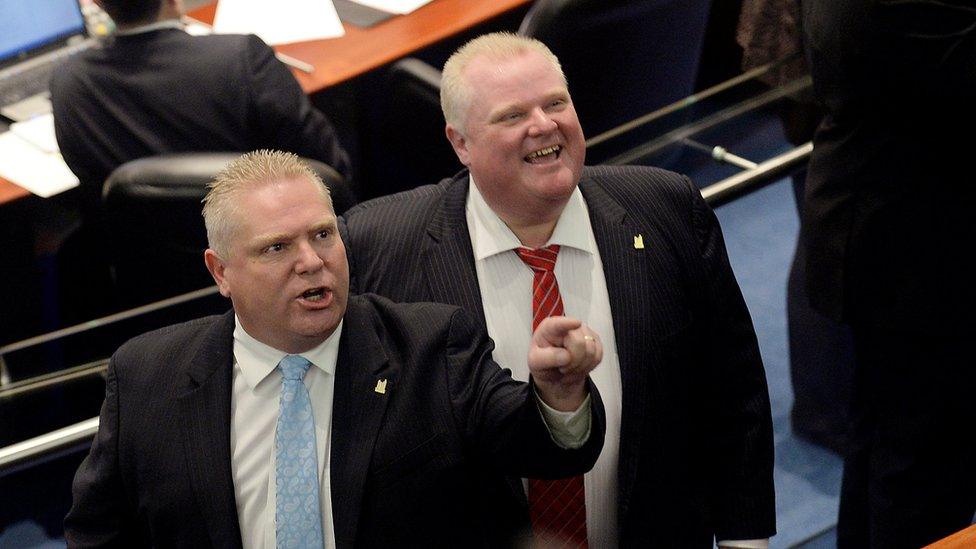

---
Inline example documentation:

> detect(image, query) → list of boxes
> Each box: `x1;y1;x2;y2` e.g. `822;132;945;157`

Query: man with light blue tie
63;150;606;548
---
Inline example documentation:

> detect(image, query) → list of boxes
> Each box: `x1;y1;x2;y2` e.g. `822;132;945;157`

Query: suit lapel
176;311;243;548
579;178;653;522
422;174;487;323
329;297;398;547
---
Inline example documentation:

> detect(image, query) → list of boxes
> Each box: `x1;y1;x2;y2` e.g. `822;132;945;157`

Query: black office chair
102;152;356;308
367;0;713;196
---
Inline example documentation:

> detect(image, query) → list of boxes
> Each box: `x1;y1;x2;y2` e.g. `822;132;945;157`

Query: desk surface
924;524;976;549
193;0;530;93
0;0;530;204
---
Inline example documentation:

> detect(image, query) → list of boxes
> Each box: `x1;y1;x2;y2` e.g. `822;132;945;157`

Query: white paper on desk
213;0;345;45
9;113;59;154
0;132;79;198
348;0;432;15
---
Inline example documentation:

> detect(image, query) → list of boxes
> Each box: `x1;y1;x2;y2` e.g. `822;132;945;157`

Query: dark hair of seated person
98;0;162;26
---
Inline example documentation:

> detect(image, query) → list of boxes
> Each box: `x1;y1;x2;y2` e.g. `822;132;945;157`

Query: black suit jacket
342;166;775;546
50;28;351;218
801;0;976;330
64;295;605;548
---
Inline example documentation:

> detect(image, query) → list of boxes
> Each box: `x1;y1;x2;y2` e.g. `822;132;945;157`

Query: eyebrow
251;231;294;250
487;88;570;120
250;218;337;250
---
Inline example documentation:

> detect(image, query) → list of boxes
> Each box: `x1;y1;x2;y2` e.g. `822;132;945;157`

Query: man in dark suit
64;150;606;547
801;1;976;546
343;33;775;547
52;0;351;216
49;0;352;322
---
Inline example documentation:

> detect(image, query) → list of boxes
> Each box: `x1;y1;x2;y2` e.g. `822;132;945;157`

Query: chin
298;316;341;340
537;172;578;197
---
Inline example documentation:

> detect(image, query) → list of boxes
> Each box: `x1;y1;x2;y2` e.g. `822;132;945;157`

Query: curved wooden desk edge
192;0;531;94
0;179;30;203
924;524;976;549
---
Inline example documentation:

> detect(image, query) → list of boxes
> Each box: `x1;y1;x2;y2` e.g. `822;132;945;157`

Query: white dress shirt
467;180;623;547
230;317;342;549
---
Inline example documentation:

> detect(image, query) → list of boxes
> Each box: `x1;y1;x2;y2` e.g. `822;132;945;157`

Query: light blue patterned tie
275;355;324;549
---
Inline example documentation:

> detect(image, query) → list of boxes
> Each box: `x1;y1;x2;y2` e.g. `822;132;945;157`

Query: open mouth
524;144;561;164
300;287;327;302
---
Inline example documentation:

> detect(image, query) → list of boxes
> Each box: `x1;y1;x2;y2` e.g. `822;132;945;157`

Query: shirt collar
465;174;595;261
115;19;185;37
233;316;343;390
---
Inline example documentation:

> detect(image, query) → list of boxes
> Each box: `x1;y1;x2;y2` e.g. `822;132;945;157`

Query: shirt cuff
535;392;592;449
717;539;769;549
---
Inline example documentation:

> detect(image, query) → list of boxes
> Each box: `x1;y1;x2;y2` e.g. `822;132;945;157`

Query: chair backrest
519;0;712;160
102;152;356;307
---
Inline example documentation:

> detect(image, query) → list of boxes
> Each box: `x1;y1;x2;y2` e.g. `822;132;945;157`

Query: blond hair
441;32;565;132
202;150;331;257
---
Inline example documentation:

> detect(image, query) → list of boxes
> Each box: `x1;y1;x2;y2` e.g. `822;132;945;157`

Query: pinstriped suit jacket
342;166;775;546
64;295;605;548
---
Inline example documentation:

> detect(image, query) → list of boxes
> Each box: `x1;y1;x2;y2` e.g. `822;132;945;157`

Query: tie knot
278;355;312;381
515;245;560;273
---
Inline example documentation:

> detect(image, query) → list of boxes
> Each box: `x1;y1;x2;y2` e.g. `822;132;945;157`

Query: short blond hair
441;32;565;132
202;150;331;257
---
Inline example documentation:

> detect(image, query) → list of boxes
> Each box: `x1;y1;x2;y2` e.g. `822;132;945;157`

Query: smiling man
64;150;607;548
343;33;775;547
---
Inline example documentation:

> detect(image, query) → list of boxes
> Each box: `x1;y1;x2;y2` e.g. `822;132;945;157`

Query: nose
295;239;325;275
527;108;557;136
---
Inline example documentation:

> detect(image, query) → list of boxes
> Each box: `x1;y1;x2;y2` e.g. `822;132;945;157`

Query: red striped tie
515;245;588;549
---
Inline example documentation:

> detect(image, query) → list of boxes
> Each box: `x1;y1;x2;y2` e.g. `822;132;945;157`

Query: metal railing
0;286;219;359
0;286;220;471
0;417;99;471
703;142;812;208
0;360;108;400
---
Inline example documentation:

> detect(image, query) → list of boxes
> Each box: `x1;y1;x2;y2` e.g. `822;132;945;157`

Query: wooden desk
0;178;30;204
193;0;531;94
0;0;530;204
924;524;976;549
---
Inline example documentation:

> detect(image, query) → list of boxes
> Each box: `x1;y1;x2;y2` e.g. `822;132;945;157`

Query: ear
204;249;232;298
445;124;471;166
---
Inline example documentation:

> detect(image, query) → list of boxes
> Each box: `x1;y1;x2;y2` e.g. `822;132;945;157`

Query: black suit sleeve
442;308;605;479
244;35;352;181
64;355;131;547
688;183;776;540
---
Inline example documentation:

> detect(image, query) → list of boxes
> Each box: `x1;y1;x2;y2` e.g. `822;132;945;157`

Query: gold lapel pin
374;379;387;395
633;234;645;249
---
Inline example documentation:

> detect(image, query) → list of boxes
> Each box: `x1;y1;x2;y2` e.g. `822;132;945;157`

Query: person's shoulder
181;31;261;55
116;314;227;360
350;294;469;339
581;164;697;210
353;293;463;322
50;42;100;91
583;164;693;192
344;173;464;232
